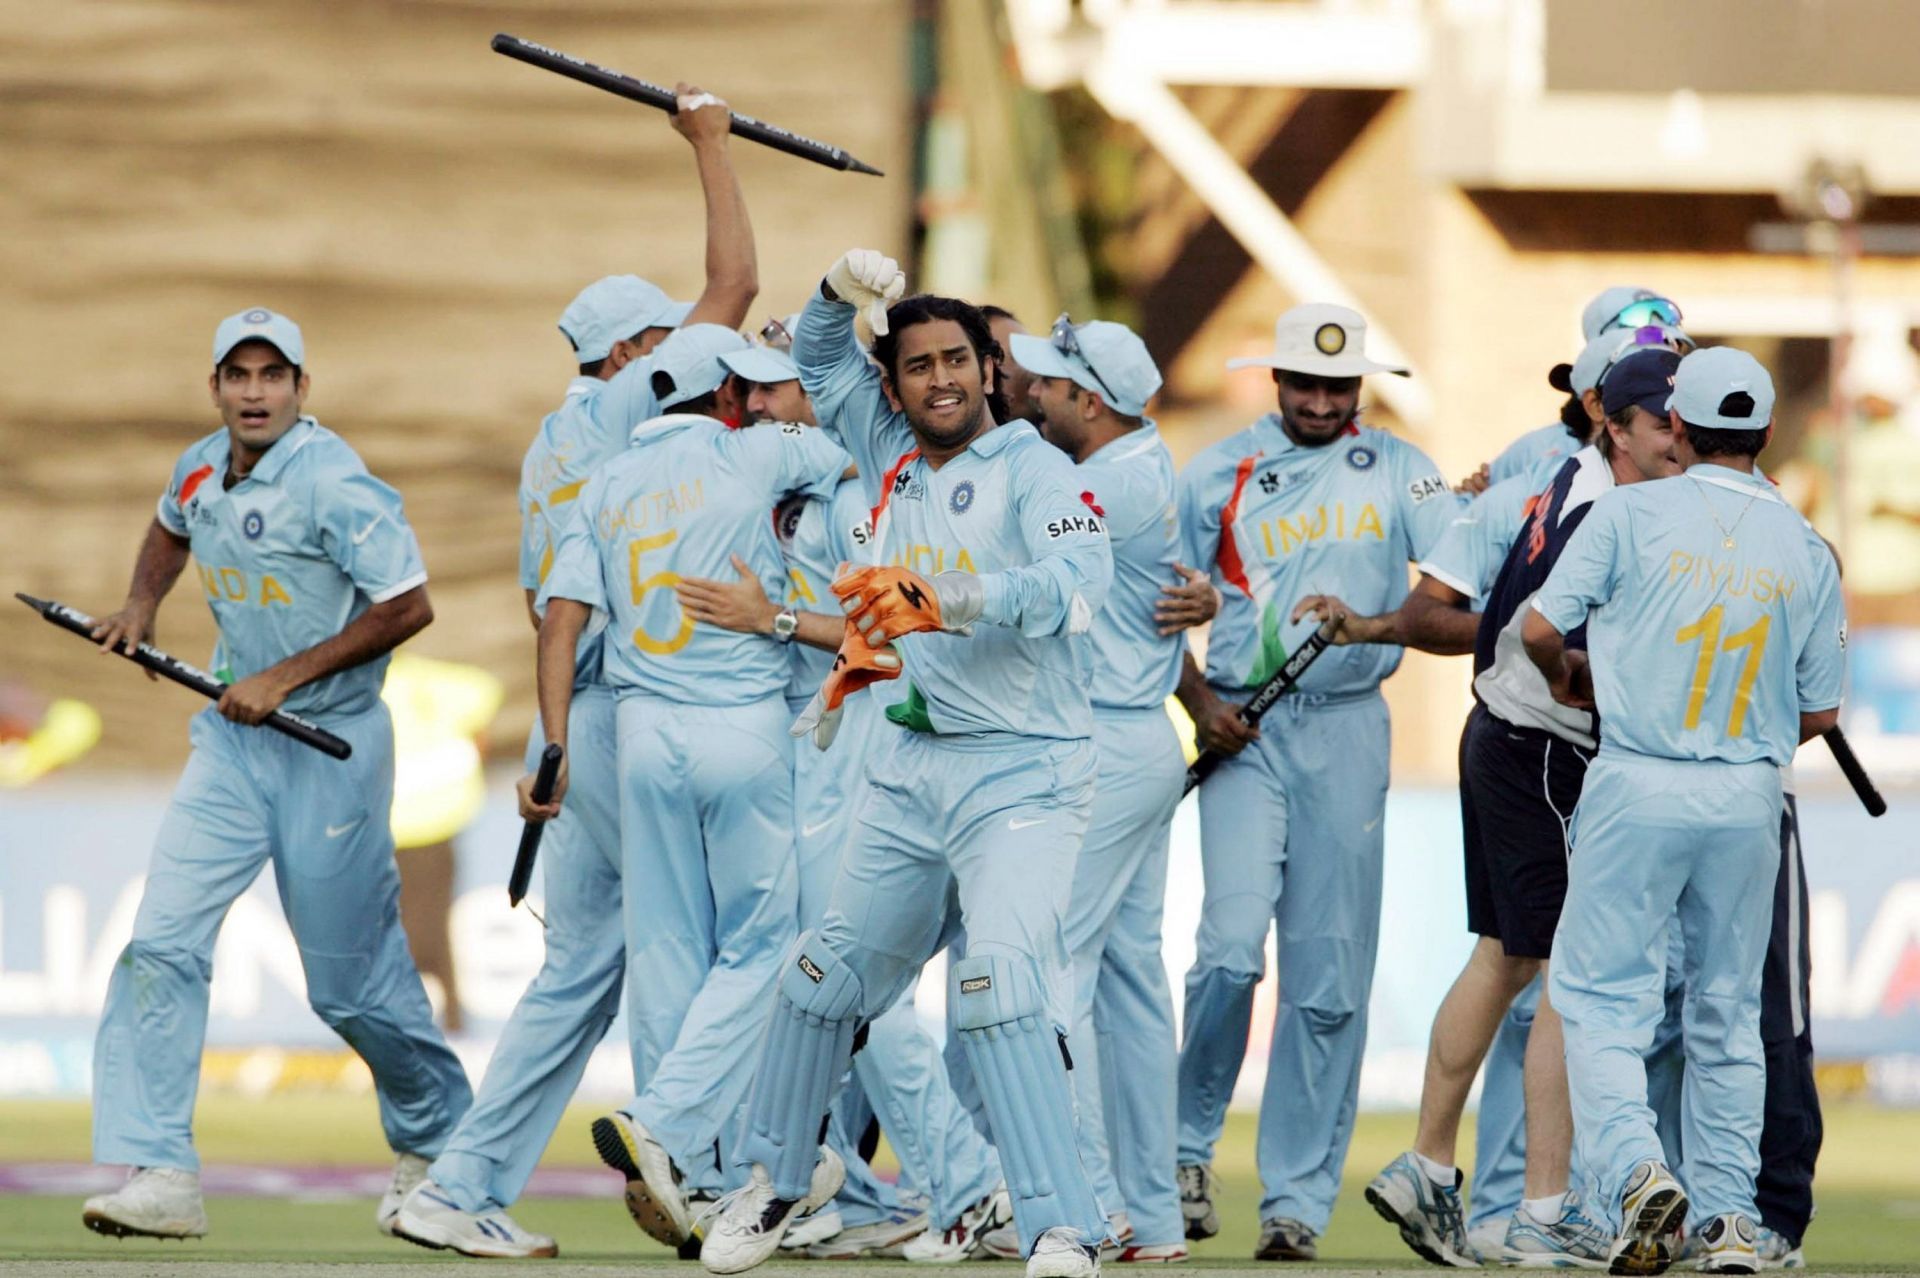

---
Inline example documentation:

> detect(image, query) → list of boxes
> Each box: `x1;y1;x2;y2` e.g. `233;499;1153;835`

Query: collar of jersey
565;376;603;399
951;417;1039;461
1687;463;1782;502
1083;419;1161;466
629;412;722;447
224;415;320;487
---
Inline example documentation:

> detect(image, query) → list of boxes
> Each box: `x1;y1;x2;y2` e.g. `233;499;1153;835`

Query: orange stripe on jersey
869;446;923;535
178;462;215;507
1215;452;1263;599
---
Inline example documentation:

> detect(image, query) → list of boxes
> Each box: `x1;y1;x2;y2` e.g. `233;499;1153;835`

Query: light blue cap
1008;320;1163;416
718;345;800;384
558;275;694;364
1667;346;1776;431
651;324;751;409
213;307;304;367
1570;323;1691;396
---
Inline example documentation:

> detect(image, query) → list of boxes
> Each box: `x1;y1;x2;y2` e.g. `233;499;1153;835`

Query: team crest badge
242;510;265;540
243;308;271;325
1314;322;1347;355
1345;445;1377;471
950;479;975;515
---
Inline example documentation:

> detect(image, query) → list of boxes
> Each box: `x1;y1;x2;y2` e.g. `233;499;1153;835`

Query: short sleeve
537;471;609;613
156;451;215;537
750;422;851;503
314;471;428;604
1393;441;1465;562
1418;476;1530;600
1796;541;1846;712
1532;491;1625;635
1177;459;1220;575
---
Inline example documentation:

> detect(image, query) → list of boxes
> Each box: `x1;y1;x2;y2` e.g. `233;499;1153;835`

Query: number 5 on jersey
629;530;694;654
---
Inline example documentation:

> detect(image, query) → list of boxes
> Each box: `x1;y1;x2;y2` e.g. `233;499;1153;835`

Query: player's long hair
872;294;1011;424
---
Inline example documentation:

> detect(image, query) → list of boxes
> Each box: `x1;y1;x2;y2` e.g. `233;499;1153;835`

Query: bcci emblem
242;510;265;540
949;479;976;515
1345;446;1377;471
1314;323;1347;356
243;308;271;325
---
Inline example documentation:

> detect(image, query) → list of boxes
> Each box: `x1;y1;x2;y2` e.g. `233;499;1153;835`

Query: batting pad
737;933;865;1200
951;952;1106;1249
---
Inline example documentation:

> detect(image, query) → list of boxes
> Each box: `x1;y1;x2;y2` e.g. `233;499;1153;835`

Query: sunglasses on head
1603;297;1683;333
1050;312;1118;403
758;316;793;352
1596;326;1695;387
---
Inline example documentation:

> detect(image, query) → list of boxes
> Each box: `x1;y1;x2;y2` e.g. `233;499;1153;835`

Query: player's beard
1281;404;1357;447
908;391;989;453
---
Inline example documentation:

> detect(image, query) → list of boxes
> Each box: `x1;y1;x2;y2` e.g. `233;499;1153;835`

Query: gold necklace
1690;475;1763;550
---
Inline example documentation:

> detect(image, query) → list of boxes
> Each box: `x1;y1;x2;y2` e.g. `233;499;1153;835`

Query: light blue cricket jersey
155;416;426;721
1488;420;1579;486
1179;415;1461;695
776;471;875;705
519;336;698;684
1420;462;1562;602
793;293;1114;740
541;414;850;705
1533;464;1846;766
1076;423;1183;710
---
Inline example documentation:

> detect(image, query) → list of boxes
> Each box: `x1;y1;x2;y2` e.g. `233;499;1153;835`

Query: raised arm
674;84;758;332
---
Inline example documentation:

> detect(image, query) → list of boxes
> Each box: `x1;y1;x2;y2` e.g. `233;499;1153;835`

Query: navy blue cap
1602;347;1683;419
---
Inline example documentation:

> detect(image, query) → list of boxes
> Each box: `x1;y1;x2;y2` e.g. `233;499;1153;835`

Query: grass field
1;1096;1917;1273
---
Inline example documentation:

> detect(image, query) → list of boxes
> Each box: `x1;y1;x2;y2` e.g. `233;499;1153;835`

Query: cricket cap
650;324;751;410
213;307;304;368
559;275;694;364
1009;317;1163;416
1668;346;1776;432
1558;324;1692;397
1602;347;1683;419
1228;303;1409;378
719;345;800;385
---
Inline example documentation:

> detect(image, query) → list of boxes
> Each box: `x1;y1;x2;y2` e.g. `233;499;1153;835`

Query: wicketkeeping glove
823;249;907;337
833;566;985;646
789;624;904;750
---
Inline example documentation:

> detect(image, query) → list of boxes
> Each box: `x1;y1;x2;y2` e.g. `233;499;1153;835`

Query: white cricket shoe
1115;1243;1189;1263
1693;1213;1760;1274
592;1110;692;1247
905;1183;1013;1261
1608;1160;1688;1276
391;1179;558;1258
1467;1215;1509;1261
806;1208;931;1260
700;1147;846;1275
376;1152;431;1237
81;1166;208;1239
779;1207;845;1252
1029;1226;1100;1278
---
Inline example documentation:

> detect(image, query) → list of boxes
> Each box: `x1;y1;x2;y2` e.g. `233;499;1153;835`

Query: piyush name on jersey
1667;549;1798;604
597;480;705;538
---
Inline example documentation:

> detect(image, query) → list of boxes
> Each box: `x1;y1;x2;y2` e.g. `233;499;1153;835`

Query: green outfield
2;1096;1917;1271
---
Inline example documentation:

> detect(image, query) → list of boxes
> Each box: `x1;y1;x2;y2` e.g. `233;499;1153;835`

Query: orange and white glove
833;565;985;647
790;624;904;750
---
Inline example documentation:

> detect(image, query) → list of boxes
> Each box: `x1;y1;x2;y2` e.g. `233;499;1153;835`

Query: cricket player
1172;303;1461;1260
674;337;1008;1261
523;327;849;1252
389;85;758;1259
1011;315;1213;1263
1524;347;1845;1274
1489;288;1684;484
698;250;1113;1278
83;308;470;1240
1353;346;1687;1268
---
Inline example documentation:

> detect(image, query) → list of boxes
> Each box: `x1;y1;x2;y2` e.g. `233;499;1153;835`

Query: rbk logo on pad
960;975;992;995
797;955;825;984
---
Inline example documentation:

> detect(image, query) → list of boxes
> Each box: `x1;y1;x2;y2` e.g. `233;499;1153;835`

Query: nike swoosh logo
1008;816;1046;830
1363;816;1382;833
325;820;360;838
800;819;836;837
351;513;387;545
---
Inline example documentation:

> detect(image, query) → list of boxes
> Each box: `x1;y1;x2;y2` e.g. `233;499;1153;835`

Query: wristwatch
771;608;799;643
